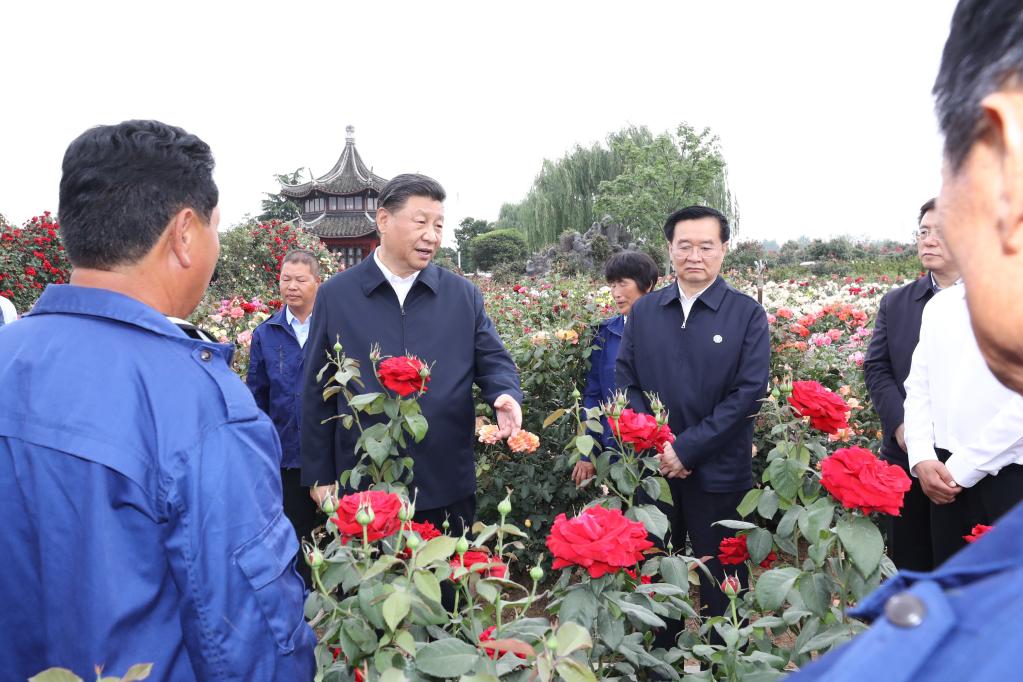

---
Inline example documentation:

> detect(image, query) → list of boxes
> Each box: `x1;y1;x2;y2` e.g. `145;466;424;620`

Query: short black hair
919;198;937;224
282;249;320;278
934;0;1023;171
662;205;730;243
604;250;659;293
377;173;446;213
59;120;218;269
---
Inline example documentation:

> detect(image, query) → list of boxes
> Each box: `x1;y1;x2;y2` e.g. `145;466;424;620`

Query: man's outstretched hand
494;394;522;439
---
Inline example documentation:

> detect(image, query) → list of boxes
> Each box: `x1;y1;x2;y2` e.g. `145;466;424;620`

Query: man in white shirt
903;279;1023;564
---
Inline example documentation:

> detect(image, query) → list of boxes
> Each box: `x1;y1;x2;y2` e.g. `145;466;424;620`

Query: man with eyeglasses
863;198;960;571
617;205;771;634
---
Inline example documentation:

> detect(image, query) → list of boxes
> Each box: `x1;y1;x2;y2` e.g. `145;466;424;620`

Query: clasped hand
657;442;691;479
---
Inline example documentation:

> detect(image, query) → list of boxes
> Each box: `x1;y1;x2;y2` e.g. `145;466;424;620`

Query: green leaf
713;519;758;530
476;580;499;604
322;385;342;401
555;659;598;682
555;621;593;655
575;434;596;456
798;571;833;619
660;556;690;590
383;590;411;631
413;570;442;605
543;408;567;428
641;476;663;502
120;663;154;681
626;504;669;540
757;488;779;520
798;498;835;543
614;597;667;628
736;488;763;517
393;629;417;656
798;624;856;654
754;567;801;611
363;555;402;580
29;671;84;682
558;587;599;628
460;676;501;682
836;515;884;578
767;458;803;501
414;535;458;568
415;638;482;677
745;527;774;565
404;414;428;442
379;669;406;682
349;391;384;409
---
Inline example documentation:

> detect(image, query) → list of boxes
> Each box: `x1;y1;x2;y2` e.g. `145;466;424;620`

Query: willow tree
594;123;739;244
497;126;654;249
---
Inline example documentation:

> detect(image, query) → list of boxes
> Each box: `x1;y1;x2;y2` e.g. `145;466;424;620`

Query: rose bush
546;505;654;578
820;445;912;515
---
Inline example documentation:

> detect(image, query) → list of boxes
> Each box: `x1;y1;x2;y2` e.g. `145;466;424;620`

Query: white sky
0;1;958;246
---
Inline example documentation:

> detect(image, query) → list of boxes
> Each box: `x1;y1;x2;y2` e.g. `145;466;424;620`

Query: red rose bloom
609;408;675;453
964;524;993;543
331;490;402;543
788;380;851;434
451;550;507;579
820;446;912;515
406;520;441;541
378;355;430;397
546;506;654;578
718;534;777;568
479;626;527;660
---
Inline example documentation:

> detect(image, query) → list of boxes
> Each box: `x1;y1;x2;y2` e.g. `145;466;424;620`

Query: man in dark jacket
863;198;959;571
301;173;522;536
617;205;770;622
248;248;321;586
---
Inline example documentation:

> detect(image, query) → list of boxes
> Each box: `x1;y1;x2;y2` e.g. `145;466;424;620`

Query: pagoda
280;125;387;267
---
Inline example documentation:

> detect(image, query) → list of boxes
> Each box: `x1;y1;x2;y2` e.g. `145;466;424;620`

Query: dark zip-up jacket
300;255;521;509
617;276;771;492
247;307;305;469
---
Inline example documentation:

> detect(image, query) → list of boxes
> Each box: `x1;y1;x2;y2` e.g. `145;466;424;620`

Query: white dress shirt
285;307;311;348
0;296;17;325
903;284;1023;487
677;280;714;325
374;249;420;307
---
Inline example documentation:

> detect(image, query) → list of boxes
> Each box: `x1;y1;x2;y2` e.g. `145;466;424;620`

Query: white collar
374;249;420;285
285;307;311;326
677;280;714;303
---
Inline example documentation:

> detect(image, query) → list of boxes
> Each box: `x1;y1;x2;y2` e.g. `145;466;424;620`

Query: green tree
595;122;738;243
454;217;492;270
258;168;304;222
469;229;527;271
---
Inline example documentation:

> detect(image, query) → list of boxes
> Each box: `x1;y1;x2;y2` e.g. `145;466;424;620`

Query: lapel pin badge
713;334;723;344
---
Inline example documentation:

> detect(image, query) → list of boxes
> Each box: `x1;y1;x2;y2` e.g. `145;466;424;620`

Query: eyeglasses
673;244;720;257
914;226;943;241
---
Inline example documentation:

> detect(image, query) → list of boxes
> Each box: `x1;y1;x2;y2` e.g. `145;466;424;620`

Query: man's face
667;216;727;290
916;208;953;273
376;196;444;276
279;260;319;314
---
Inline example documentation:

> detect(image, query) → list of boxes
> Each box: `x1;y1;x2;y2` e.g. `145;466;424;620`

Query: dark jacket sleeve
863;292;905;441
300;287;338;487
471;287;522;405
245;328;271;414
581;323;607;458
616;310;649;413
675;305;771;469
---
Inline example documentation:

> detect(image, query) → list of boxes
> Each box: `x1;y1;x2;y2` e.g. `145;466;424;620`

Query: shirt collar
360;248;440;296
374;248;420;286
285;306;311;327
660;276;728;310
30;284;191;340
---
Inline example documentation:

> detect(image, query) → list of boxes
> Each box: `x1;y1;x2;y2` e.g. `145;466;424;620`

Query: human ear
981;90;1023;255
167;208;194;269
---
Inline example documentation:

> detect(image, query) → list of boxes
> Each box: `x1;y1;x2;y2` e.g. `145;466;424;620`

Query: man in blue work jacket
617;205;771;627
301;173;522;537
792;1;1023;678
0;120;315;680
248;248;322;587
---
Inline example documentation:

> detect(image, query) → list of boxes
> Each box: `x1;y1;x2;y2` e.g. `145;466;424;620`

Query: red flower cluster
820;446;912;515
546;506;654;578
788;381;851;434
718;535;777;568
331;490;402;543
964;524;993;543
610;409;675;453
451;550;507;580
378;355;430;397
0;212;69;310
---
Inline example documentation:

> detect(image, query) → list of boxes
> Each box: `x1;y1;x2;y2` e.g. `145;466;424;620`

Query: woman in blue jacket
572;250;660;486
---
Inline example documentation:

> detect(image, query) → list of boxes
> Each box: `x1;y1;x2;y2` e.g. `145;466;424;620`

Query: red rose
820;446;912;515
406;520;441;541
718;535;776;568
609;409;675;453
546;506;654;578
479;626;527;660
721;575;742;595
451;550;507;579
23;266;36;276
377;355;430;397
788;381;851;434
330;490;402;543
964;524;993;543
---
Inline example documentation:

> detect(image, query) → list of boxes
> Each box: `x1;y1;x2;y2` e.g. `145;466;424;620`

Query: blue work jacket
301;255;522;510
791;499;1023;681
247;307;305;469
582;315;624;456
0;285;315;681
616;276;771;492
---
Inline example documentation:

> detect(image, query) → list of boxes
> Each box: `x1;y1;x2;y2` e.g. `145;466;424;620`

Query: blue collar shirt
286;306;311;348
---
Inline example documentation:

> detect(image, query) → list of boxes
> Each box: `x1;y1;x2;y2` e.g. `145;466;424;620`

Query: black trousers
413;494;476;610
640;477;748;647
281;467;323;588
931;448;1023;566
883;463;934;572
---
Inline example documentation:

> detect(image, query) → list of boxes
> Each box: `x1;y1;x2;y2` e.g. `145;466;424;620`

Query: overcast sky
1;1;958;246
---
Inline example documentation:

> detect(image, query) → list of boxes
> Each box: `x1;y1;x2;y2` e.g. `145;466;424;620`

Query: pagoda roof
281;126;387;198
300;212;378;238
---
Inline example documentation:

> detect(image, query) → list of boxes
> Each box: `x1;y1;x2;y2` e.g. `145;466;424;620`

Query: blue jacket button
200;349;212;362
884;592;927;628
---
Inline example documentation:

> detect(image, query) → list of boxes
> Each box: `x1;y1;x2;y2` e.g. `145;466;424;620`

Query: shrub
0;212;70;312
470;229;528;272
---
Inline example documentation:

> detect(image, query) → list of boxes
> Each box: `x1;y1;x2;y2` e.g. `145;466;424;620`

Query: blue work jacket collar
606;314;625;337
266;306;299;343
657;275;728;311
29;284;234;363
358;250;441;298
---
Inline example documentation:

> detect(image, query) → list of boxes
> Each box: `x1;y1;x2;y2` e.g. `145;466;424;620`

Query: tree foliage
453;217;492;270
258;168;304;222
469;229;528;272
594;122;738;244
